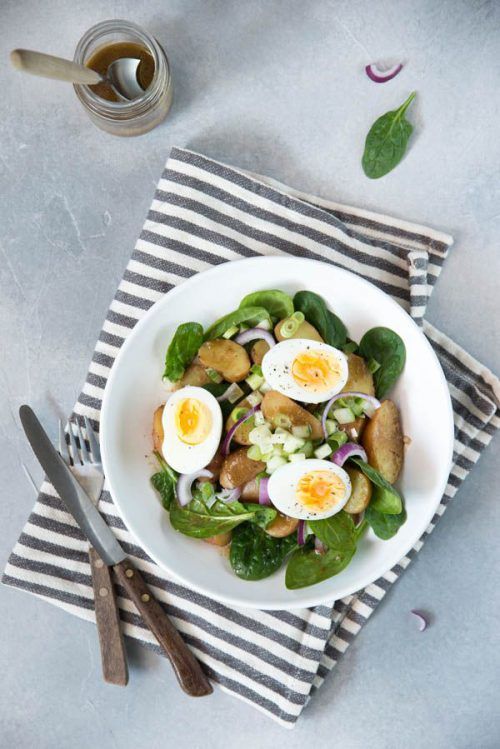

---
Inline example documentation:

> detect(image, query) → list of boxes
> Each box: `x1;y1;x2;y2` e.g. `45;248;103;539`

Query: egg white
161;386;222;474
261;339;348;404
267;459;352;520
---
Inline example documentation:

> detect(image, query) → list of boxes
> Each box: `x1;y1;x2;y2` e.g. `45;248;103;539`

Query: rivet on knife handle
114;559;212;697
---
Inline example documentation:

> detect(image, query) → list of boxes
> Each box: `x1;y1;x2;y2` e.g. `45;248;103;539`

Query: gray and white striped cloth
4;148;499;728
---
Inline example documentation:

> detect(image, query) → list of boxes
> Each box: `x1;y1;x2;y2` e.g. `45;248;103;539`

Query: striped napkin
4;148;499;728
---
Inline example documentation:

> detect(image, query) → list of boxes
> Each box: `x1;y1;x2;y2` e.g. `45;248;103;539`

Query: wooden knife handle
89;547;129;686
114;559;212;697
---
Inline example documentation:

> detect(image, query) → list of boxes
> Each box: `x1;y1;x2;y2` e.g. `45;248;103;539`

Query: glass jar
73;19;173;136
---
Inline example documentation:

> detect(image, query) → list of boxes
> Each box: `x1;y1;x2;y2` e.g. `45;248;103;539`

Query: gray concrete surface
1;1;499;747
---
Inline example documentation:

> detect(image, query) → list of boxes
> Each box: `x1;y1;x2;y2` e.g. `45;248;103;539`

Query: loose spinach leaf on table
230;523;297;581
169;497;277;538
293;291;347;348
350;457;403;513
286;541;355;589
358;327;406;398
163;322;204;382
362;92;416;179
151;452;178;510
365;504;407;540
239;290;294;322
204;306;272;340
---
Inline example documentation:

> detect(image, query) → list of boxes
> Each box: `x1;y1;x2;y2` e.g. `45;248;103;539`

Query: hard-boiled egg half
161;386;222;474
261;339;348;404
267;459;351;520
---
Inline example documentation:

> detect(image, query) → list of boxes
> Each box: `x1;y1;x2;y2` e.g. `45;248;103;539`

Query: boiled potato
225;399;255;446
275;319;323;342
344;467;372;514
198;451;224;483
204;532;231;547
152;405;165;454
261;390;323;440
175;361;210;389
241;478;260;502
199;339;251;383
342;354;375;396
265;514;298;538
337;416;366;442
219;448;266;489
251;339;270;366
362;400;403;483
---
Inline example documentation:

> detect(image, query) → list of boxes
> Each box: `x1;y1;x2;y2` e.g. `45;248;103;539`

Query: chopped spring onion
222;325;239;339
249;424;273;445
216;382;245;404
367;358;381;374
289;451;306;463
247;445;263;461
246;371;265;390
270;431;288;445
342;341;358;355
279;311;305;338
314;443;332;460
256;319;273;331
205;367;223;384
328;430;348;451
272;413;292;429
283;434;306;454
365;61;404;84
231;406;249;422
325;418;337;436
302;440;314;458
321;391;381;437
259;381;272;394
333;407;355;424
291;424;311;439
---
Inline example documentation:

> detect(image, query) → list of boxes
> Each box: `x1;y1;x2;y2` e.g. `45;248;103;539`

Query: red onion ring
235;328;275;348
297;520;306;546
321;391;381;438
410;610;428;631
216;487;242;503
177;469;214;506
222;405;261;456
331;442;367;467
314;537;326;555
365;62;403;83
258;477;271;505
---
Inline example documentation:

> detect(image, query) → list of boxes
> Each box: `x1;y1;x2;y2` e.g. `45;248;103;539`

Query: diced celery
328;430;348;451
333;407;355;424
314;443;332;459
266;455;288;474
291;424;312;439
283;434;306;454
271;431;289;445
222;325;239;339
259;381;272;394
249;424;272;445
288;452;306;463
225;383;244;403
246;373;265;391
247;445;263;461
253;410;266;426
272;444;285;457
247;391;263;407
205;367;223;384
325;418;337;436
302;440;314;457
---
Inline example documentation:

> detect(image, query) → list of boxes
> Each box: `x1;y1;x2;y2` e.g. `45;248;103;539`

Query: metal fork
60;417;128;686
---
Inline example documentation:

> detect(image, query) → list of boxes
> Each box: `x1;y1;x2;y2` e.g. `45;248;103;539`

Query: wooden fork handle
114;559;212;697
89;547;129;686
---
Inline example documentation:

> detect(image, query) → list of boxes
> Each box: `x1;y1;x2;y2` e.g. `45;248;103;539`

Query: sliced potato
199;339;251;383
225;398;255;446
342;353;375;396
362;400;403;483
274;319;323;342
219;448;266;489
265;514;299;538
241;478;260;502
337;416;366;442
344;467;372;513
204;532;231;547
175;361;210;389
251;339;270;366
261;390;323;440
152;405;165;454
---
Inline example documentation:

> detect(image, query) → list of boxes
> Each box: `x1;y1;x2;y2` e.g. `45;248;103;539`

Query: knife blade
19;405;126;566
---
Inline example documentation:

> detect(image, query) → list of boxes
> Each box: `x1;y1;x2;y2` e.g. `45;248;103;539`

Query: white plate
101;257;454;610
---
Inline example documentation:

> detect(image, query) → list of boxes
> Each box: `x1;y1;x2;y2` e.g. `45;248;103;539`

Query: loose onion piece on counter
331;442;368;467
222;405;261;455
410;610;429;631
365;62;403;83
177;469;214;506
235;328;276;348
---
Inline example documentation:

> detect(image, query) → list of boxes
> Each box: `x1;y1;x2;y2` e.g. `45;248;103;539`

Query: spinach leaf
239;290;294;321
365;504;407;540
169;497;276;538
358;327;406;398
362;92;416;179
350;457;403;513
230;523;297;581
242;504;277;529
151;452;177;510
163;322;204;382
204;306;272;341
293;291;347;348
286;541;355;589
370;485;402;515
309;511;356;553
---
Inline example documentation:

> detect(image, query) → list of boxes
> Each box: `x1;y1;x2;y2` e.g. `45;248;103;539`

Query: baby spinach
230;523;297;581
163;322;204;382
362;92;416;179
370;485;402;515
293;291;347;348
365;504;407;540
239;290;294;321
309;511;356;553
358;327;406;398
350;457;403;513
204;306;272;341
169;497;277;538
150;452;177;510
286;541;355;589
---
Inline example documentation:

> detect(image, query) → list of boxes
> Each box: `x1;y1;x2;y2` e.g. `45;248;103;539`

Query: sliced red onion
314;537;326;555
410;610;428;632
222;404;261;456
321;391;381;437
258;477;271;505
235;328;275;348
297;520;306;546
331;442;367;467
177;469;213;506
216;487;242;503
365;62;403;83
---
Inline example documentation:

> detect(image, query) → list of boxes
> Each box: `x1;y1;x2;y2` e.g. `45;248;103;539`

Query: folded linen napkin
4;147;499;728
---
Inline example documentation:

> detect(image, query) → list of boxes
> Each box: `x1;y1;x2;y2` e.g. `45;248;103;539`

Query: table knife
19;405;212;697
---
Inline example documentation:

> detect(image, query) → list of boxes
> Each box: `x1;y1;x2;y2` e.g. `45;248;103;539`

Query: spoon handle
10;49;102;85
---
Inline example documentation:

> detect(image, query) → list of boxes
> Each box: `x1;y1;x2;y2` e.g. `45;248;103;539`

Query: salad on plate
150;289;407;589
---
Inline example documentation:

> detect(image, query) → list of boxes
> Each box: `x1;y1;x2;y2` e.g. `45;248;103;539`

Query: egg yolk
175;398;212;445
292;350;341;393
296;470;346;512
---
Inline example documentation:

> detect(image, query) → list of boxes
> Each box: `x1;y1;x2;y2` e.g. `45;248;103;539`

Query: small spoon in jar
10;49;144;101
